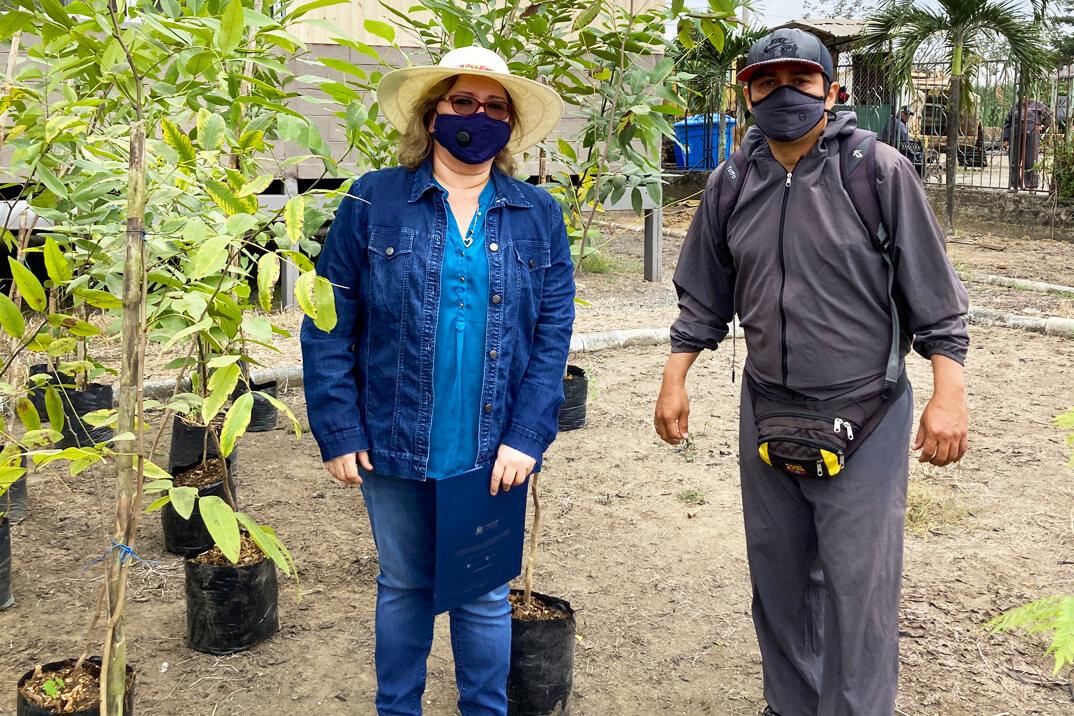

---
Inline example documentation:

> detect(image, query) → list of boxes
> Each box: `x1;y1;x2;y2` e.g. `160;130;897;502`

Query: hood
739;110;860;160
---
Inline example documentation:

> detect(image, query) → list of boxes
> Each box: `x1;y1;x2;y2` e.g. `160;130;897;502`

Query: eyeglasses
441;95;513;121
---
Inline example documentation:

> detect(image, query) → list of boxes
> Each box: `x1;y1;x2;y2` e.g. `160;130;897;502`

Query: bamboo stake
101;117;145;716
523;473;540;607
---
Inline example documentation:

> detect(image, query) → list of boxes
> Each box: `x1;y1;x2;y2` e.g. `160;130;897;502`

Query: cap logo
763;37;798;58
456;63;498;72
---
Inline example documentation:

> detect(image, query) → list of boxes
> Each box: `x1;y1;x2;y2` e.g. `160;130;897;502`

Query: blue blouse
427;180;497;478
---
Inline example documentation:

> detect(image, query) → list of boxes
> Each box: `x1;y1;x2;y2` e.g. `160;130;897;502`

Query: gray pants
739;383;913;716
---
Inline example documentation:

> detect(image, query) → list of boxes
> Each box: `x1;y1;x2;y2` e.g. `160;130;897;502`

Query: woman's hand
324;451;373;485
491;444;535;495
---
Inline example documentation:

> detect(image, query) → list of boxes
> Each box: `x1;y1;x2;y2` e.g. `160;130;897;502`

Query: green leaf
198;112;227;152
236;512;290;575
207;355;242;369
37;165;67;199
257;252;280;311
573;0;602;31
43;236;73;284
320;57;368;80
44;386;64;432
288;0;349;21
631;187;643;216
48;314;102;337
237;174;273;197
203;363;241;422
162;118;197;164
262;392;302;438
216;0;246;56
220;393;253;457
8;258;45;311
285;195;305;244
313;275;337;332
16;397;40;432
363;19;395;43
47;336;76;357
191;235;231;279
0;293;25;338
556;138;577;163
204;180;255;216
143;495;171;514
140;459;173;482
74;288;122;309
0;465;27;493
169;485;198;520
199;495;241;563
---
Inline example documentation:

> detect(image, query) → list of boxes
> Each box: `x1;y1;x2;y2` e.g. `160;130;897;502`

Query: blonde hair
396;75;520;176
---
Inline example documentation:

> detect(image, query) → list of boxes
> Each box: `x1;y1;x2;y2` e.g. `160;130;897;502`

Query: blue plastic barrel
672;114;737;169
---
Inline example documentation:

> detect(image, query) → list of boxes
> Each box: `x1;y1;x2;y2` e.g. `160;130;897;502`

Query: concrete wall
923;186;1074;242
663;171;1074;243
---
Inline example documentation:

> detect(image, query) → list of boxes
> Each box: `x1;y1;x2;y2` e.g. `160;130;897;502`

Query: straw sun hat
377;46;564;154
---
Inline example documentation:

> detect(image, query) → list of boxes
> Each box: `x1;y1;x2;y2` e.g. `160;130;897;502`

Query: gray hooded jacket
671;112;968;401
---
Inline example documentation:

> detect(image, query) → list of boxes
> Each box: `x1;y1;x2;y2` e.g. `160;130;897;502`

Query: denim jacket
300;160;576;480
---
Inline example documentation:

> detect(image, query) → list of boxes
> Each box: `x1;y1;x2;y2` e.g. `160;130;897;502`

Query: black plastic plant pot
26;364;72;421
185;553;279;655
507;590;576;716
247;380;279;433
557;365;587;432
167;416;239;477
161;457;237;557
16;657;134;715
58;383;114;449
3;474;27;525
3;453;29;524
1;515;12;611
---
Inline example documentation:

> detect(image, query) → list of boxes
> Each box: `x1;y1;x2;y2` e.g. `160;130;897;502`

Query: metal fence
666;58;1073;197
835;57;1073;194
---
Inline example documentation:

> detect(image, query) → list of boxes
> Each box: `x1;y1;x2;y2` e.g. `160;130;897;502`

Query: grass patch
579;252;615;274
677;488;706;506
905;478;968;536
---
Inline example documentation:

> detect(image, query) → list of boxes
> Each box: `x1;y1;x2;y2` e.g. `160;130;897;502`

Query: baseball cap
900;105;914;115
736;28;834;85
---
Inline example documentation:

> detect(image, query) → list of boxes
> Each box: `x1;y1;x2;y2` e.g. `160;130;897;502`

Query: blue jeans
360;470;511;716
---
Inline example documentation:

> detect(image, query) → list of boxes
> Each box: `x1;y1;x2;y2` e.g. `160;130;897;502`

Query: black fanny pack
747;372;906;479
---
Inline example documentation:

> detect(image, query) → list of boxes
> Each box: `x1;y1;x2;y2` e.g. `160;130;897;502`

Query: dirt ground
3;217;1074;715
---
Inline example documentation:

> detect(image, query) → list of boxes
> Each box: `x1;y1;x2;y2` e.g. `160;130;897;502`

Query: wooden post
280;177;299;309
643;204;662;282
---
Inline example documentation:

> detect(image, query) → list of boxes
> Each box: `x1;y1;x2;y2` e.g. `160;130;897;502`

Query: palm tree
673;26;767;165
863;0;1052;234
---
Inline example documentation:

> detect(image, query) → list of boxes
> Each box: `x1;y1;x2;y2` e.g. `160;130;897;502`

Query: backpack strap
715;149;749;267
840;128;901;401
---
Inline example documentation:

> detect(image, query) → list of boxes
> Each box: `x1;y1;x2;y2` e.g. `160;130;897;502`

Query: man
1003;98;1051;189
880;105;925;176
654;29;969;716
879;105;913;147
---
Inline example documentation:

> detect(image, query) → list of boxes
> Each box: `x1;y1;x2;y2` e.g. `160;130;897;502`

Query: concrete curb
963;273;1074;297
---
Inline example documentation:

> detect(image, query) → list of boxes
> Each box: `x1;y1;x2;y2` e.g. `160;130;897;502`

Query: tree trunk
102;119;146;716
944;73;961;235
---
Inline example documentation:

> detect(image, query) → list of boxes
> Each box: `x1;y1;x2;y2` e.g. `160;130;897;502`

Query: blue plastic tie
82;540;159;571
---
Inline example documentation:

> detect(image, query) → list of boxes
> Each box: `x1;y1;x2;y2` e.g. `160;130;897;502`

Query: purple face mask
432;112;512;164
750;84;827;142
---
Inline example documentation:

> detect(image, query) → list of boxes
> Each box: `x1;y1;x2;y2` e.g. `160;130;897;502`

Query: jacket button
491;295;501;304
386;247;394;256
528;258;535;268
484;404;493;414
490;243;498;252
489;350;498;359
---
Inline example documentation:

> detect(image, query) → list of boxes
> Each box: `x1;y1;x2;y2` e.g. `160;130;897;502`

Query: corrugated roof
775;18;871;50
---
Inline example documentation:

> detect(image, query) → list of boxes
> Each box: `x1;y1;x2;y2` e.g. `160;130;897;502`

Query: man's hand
655;351;700;445
912;355;968;466
491;444;535;495
324;451;373;485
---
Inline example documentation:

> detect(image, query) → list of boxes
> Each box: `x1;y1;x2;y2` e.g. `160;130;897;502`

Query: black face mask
750;85;827;142
432;112;512;164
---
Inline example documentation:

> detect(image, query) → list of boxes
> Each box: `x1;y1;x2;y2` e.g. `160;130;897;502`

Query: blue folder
432;464;529;614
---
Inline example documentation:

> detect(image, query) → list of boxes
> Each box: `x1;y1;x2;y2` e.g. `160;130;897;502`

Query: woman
300;46;574;716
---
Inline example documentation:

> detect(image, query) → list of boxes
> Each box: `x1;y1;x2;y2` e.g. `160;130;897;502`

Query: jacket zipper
777;170;792;387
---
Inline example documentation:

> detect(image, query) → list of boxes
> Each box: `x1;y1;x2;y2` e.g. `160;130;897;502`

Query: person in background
300;46;574;716
1003;98;1052;189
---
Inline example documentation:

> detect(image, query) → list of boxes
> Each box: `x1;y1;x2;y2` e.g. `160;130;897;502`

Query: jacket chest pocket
509;241;551;323
367;228;416;317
